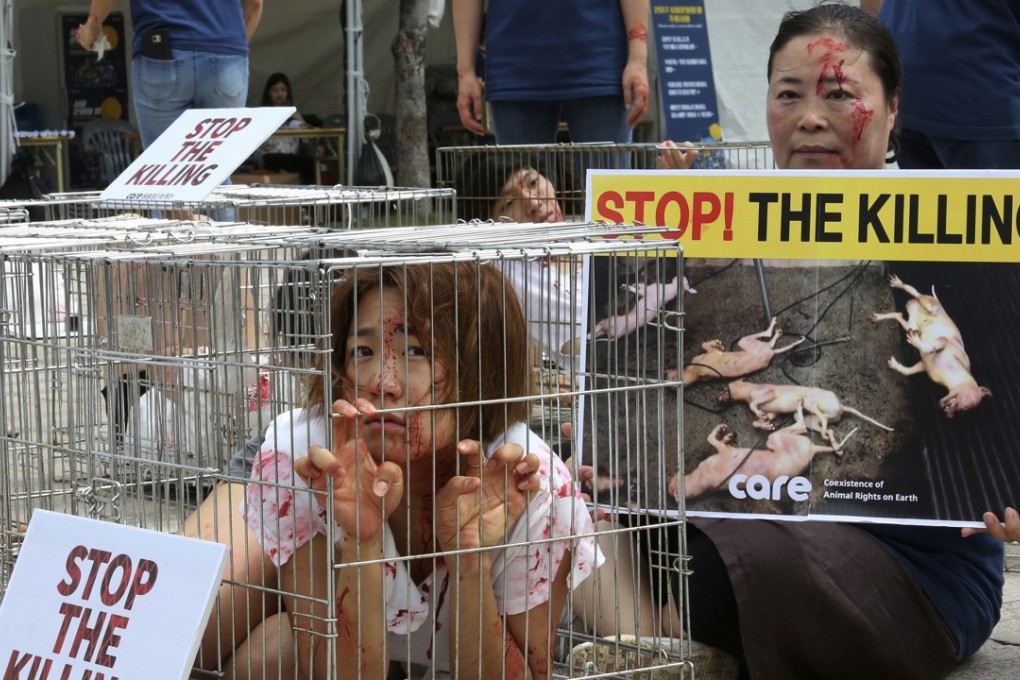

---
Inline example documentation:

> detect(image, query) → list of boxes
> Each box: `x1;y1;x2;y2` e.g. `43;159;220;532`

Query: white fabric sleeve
242;409;329;567
487;424;604;615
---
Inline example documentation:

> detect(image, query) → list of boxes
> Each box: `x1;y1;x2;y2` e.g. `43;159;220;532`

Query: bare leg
222;612;296;680
184;482;280;668
571;521;662;638
660;587;684;640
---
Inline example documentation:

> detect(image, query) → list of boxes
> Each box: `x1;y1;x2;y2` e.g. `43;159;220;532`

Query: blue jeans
492;97;633;212
897;127;1020;170
490;96;632;145
132;50;249;149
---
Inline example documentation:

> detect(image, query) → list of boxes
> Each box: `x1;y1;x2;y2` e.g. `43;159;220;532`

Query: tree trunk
391;0;430;189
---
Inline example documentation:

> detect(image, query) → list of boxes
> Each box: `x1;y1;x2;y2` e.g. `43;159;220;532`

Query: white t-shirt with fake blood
243;409;602;677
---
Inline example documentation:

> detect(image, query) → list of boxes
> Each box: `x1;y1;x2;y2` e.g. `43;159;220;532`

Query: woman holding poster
657;4;1010;678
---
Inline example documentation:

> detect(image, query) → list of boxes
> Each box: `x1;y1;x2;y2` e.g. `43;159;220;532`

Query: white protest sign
0;510;227;680
101;106;294;203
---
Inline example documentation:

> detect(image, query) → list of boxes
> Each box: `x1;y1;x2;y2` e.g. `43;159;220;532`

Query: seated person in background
263;72;308;128
253;72;316;183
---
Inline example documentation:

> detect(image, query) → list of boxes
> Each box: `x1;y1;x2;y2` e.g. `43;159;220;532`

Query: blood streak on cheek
851;99;874;141
407;412;427;459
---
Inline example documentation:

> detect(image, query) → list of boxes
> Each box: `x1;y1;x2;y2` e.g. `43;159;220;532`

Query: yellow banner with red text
585;170;1020;262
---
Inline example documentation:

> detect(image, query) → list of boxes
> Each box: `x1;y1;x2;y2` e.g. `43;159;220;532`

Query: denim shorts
490;96;632;145
132;50;249;148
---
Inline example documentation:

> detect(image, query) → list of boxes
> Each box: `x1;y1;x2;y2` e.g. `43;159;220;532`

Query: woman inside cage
240;260;601;678
453;151;693;371
655;3;1009;678
455;155;578;375
455;154;565;226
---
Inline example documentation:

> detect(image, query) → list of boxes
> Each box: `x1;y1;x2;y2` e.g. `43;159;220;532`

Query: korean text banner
586;169;1020;263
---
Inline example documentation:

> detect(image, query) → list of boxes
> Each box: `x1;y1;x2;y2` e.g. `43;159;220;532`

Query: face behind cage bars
243;257;599;678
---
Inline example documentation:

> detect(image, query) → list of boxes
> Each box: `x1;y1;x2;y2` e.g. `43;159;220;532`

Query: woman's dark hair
261;72;294;107
271;248;357;348
454;153;550;222
304;260;532;445
767;2;902;162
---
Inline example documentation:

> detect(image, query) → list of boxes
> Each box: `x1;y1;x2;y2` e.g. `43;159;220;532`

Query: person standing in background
76;0;263;148
862;0;1020;169
454;0;650;144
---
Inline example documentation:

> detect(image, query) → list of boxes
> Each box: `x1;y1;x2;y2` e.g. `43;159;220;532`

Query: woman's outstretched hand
294;398;404;542
961;507;1020;543
435;440;540;552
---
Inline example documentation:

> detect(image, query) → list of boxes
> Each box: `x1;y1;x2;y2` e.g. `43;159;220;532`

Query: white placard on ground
101;106;294;203
0;510;227;680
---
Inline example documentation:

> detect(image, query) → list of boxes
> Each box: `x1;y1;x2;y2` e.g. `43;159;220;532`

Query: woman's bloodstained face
492;168;565;223
343;286;456;465
766;33;897;170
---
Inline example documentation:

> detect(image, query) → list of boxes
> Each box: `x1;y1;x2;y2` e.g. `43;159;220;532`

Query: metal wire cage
0;184;456;228
436;141;774;221
0;218;704;678
0;204;29;225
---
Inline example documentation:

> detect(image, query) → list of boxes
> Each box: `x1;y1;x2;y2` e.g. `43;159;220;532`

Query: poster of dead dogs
583;169;1020;527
